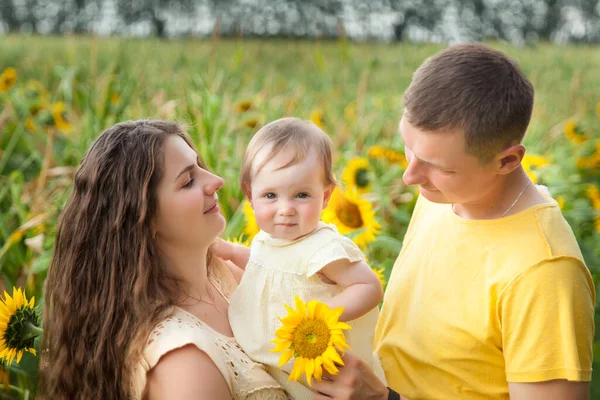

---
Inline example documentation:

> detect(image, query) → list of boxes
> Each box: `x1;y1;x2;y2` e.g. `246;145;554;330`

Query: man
312;44;594;400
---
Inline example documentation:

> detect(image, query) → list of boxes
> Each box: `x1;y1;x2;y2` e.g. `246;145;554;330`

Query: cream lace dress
131;261;288;400
229;222;386;400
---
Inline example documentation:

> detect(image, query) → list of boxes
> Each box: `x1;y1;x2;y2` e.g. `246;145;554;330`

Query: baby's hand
213;238;235;261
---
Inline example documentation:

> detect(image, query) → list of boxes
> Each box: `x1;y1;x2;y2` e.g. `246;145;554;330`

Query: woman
39;120;287;399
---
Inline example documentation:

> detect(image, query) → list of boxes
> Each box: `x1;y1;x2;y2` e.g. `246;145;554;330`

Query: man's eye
265;193;276;199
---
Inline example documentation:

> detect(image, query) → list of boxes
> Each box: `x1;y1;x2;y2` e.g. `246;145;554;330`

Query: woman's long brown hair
39;120;207;399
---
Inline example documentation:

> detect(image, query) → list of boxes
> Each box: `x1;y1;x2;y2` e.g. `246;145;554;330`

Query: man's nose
402;159;427;186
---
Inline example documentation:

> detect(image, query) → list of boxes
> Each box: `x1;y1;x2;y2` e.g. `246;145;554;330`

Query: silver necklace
186;284;224;316
501;180;531;218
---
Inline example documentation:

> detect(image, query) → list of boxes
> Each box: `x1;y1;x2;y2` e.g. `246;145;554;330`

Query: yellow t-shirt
374;191;595;400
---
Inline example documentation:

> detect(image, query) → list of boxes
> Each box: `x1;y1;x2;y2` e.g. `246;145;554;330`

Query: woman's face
154;135;225;249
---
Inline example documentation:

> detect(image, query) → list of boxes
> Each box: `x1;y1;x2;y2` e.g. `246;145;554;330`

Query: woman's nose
204;173;224;195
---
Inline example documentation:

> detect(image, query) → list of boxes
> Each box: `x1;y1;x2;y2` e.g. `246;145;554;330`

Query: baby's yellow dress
229;222;386;400
132;261;288;400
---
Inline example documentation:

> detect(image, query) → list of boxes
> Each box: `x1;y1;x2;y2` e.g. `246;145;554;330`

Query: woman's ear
496;144;525;175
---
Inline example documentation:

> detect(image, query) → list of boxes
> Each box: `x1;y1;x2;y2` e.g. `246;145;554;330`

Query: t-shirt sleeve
499;257;595;382
305;234;365;277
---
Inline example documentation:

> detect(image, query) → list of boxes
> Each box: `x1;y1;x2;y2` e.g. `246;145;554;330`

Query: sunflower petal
289;357;305;381
294;296;307;316
305;358;315;386
278;350;295;367
307;300;318;319
314;357;323;382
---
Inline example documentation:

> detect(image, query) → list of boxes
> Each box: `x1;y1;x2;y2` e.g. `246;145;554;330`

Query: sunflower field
0;35;599;397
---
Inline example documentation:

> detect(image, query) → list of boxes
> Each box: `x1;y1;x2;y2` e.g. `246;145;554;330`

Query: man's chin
419;187;450;204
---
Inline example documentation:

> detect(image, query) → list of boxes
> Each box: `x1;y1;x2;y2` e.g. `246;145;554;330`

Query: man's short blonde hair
240;117;336;196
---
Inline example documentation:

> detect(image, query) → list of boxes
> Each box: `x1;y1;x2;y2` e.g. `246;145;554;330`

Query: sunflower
587;185;600;210
342;158;372;194
51;102;72;133
556;196;565;210
24;79;47;99
271;296;350;386
242;117;259;129
242;200;260;240
310;109;325;129
0;67;16;93
564;119;587;144
25;117;36;132
322;187;381;248
521;154;549;184
110;92;120;105
368;146;409;169
576;140;600;170
373;266;386;287
0;288;41;365
234;100;253;113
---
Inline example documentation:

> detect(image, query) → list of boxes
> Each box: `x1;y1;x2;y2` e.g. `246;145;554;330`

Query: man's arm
509;380;589;400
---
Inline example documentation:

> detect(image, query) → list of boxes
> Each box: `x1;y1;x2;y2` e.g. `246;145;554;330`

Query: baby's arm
319;259;384;322
215;238;251;270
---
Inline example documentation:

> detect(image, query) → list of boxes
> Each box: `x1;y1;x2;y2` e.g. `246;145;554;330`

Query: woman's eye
183;178;195;189
265;193;276;199
297;192;309;199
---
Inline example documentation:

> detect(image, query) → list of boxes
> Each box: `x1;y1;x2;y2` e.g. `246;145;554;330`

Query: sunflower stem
21;322;43;341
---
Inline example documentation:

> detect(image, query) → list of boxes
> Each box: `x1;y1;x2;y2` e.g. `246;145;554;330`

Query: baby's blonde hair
240;117;336;196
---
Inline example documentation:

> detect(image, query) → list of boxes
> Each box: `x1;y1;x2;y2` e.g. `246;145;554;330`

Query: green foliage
0;36;599;398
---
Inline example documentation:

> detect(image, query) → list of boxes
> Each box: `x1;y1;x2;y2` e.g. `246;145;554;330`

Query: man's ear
495;144;525;175
322;184;334;209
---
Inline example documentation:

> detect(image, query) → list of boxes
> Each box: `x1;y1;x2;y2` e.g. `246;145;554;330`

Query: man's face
400;114;500;206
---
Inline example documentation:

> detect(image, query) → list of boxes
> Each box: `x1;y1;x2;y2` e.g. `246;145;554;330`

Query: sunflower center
335;197;364;229
5;306;39;351
292;318;331;359
355;168;370;188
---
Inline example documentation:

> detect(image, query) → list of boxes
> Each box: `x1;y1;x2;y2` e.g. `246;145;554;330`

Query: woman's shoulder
138;308;286;399
144;343;232;399
143;308;225;368
132;308;232;399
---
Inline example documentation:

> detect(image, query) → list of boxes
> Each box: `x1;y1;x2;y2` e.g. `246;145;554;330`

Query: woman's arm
319;259;384;322
145;344;231;400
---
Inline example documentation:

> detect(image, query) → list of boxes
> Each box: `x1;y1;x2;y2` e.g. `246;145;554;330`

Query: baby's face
249;147;332;240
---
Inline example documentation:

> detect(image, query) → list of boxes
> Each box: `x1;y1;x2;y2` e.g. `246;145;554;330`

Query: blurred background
0;0;599;43
0;0;599;398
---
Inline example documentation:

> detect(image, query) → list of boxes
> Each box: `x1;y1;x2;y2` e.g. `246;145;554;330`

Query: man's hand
311;352;389;400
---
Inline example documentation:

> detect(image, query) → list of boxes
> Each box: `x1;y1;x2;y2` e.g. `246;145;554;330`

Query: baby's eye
265;193;276;199
297;192;309;199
